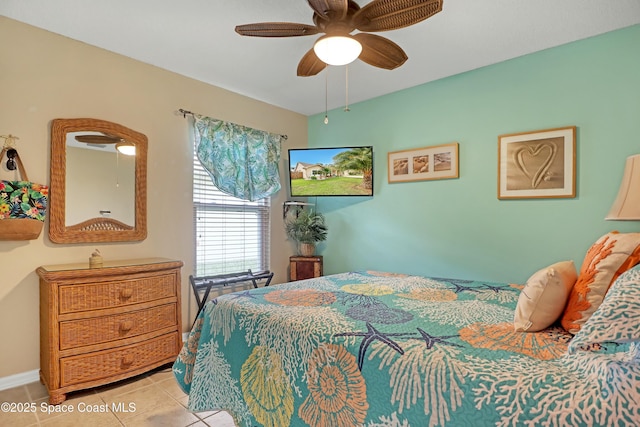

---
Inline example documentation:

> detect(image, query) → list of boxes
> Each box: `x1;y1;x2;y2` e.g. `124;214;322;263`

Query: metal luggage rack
189;269;274;323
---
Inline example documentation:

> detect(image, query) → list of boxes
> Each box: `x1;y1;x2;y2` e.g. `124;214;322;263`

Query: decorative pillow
568;265;640;353
561;231;640;334
514;261;577;332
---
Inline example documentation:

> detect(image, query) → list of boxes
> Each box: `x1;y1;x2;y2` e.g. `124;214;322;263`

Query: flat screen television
288;146;373;197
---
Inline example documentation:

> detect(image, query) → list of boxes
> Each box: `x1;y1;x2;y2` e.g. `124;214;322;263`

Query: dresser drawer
60;332;180;386
58;274;177;314
59;303;177;350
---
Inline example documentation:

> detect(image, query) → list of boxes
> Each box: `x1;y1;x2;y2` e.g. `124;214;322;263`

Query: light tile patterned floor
0;366;238;427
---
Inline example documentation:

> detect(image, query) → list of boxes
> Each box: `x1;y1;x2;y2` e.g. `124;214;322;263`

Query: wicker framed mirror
49;118;147;243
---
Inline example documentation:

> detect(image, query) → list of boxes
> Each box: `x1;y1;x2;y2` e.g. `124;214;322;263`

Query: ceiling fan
235;0;443;77
75;134;136;155
74;134;122;145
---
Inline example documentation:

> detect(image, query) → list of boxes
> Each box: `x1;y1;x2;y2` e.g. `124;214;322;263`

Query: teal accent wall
307;24;640;284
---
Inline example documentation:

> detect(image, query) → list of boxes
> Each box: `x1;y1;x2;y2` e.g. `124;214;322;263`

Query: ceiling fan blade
353;0;443;32
297;48;327;77
235;22;319;37
307;0;349;20
353;33;408;70
75;135;120;144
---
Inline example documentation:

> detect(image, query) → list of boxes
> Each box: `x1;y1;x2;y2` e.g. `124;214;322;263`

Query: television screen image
288;146;373;197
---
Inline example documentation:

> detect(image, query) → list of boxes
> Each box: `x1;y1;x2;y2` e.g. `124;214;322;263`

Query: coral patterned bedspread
172;271;639;427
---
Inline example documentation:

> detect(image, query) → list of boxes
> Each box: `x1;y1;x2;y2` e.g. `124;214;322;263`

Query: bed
173;266;640;427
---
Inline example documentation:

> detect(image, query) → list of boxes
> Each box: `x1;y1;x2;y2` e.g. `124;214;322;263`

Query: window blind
193;154;270;277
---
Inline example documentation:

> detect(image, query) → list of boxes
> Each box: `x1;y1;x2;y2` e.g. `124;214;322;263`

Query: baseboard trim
0;369;40;391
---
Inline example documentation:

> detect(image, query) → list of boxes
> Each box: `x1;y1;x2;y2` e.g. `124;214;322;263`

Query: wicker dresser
37;258;183;404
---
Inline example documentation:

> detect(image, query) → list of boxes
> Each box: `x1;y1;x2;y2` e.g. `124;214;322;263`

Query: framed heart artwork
498;126;576;199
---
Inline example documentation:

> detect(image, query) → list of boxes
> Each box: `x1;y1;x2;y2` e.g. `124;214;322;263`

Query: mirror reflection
65;131;136;227
49;118;147;244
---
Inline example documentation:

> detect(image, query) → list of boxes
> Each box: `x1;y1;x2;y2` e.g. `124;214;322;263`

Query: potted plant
284;209;328;256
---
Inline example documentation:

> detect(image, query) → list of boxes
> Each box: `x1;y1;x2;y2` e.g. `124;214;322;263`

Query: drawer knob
120;320;133;332
119;288;133;299
122;354;134;366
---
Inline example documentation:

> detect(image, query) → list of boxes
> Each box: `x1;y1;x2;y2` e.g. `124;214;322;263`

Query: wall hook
1;134;19;149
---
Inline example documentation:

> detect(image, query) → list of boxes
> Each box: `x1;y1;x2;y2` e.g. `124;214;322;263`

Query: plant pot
299;242;315;256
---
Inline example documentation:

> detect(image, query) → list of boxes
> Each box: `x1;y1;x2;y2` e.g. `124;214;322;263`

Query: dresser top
37;257;183;281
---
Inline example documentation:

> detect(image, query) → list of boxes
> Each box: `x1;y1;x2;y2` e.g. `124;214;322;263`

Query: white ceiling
2;0;639;116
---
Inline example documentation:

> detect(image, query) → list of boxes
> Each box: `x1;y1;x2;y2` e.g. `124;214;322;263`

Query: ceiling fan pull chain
115;149;120;188
324;67;329;125
344;65;350;112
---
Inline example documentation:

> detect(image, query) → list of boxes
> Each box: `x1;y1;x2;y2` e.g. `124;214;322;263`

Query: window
193;154;270;277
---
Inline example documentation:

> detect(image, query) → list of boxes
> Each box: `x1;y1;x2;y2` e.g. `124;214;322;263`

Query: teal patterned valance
193;115;282;201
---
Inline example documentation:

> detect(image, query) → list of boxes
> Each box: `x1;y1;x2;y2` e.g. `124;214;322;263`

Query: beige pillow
514;261;577;332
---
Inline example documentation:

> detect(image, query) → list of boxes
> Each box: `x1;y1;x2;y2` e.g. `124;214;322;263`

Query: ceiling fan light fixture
313;35;362;66
116;141;136;156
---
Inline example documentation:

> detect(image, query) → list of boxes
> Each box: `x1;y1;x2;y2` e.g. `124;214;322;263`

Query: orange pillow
561;231;640;334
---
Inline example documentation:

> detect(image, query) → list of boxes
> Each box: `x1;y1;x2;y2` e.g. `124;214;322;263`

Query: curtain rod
178;108;288;140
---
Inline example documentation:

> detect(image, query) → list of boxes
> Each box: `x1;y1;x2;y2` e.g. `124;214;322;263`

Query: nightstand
289;256;323;281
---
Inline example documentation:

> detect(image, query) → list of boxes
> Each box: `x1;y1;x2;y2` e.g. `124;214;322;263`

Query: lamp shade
606;154;640;220
116;142;136;156
313;35;362;66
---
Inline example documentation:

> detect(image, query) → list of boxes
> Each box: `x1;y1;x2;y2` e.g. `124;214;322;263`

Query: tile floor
0;365;238;427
